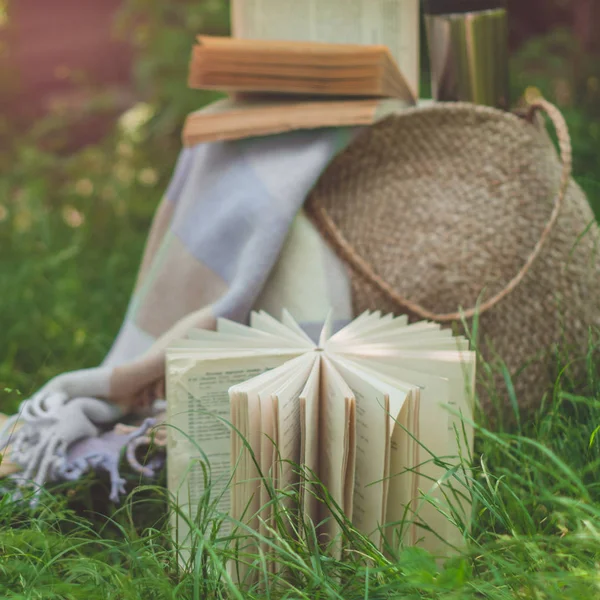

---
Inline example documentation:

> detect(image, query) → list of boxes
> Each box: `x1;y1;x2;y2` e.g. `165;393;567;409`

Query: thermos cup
423;0;510;108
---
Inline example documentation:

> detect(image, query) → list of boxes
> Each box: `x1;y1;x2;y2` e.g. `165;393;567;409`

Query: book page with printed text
167;351;299;555
318;357;356;557
231;0;420;96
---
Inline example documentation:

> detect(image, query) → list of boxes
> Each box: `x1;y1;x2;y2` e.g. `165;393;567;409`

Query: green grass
0;105;179;399
1;353;600;598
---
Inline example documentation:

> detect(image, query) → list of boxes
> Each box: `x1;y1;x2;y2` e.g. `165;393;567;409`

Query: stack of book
182;0;421;146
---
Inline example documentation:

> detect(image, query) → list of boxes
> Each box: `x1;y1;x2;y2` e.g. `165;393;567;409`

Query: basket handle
308;98;572;322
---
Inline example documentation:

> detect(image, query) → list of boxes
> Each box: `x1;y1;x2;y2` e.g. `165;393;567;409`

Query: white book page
186;329;308;350
351;311;394;336
391;337;460;351
187;330;258;342
330;327;452;354
333;356;422;551
230;378;268;525
334;337;470;358
228;357;309;584
272;355;318;496
387;397;419;548
256;387;276;561
250;311;314;347
346;310;373;329
351;352;475;554
231;0;420;96
330;322;457;351
328;310;381;344
262;354;317;569
364;351;476;446
230;355;312;528
329;311;390;344
331;357;413;426
169;342;312;355
298;358;321;527
236;354;315;574
331;359;415;550
391;352;476;477
216;317;283;339
167;352;293;556
350;315;412;342
318;309;334;348
281;309;315;346
168;345;306;359
356;321;439;342
319;357;356;556
217;317;308;347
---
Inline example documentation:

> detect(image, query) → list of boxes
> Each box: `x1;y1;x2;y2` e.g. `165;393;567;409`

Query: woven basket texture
306;101;600;419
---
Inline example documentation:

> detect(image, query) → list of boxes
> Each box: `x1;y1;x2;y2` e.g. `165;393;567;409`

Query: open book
167;310;475;565
231;0;420;99
182;96;410;146
188;36;416;102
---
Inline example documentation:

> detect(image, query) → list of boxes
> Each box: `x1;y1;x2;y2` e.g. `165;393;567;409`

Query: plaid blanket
0;123;358;501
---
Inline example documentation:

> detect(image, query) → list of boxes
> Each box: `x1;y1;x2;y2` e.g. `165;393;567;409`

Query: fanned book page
166;309;475;567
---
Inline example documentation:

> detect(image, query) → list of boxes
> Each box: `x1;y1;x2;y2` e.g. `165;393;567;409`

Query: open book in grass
166;310;475;566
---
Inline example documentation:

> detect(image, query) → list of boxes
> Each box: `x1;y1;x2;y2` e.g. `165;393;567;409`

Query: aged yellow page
228;356;311;582
336;356;456;553
387;398;419;549
370;352;475;460
330;363;390;549
272;355;318;499
348;352;474;555
264;354;317;573
330;359;422;550
230;357;309;526
166;350;298;556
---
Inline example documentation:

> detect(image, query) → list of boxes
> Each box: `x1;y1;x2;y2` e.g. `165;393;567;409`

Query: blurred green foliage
0;0;230;403
114;0;230;139
0;108;167;398
510;28;600;219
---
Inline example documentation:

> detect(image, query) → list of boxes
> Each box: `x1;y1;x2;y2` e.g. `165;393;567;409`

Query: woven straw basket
306;99;600;419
